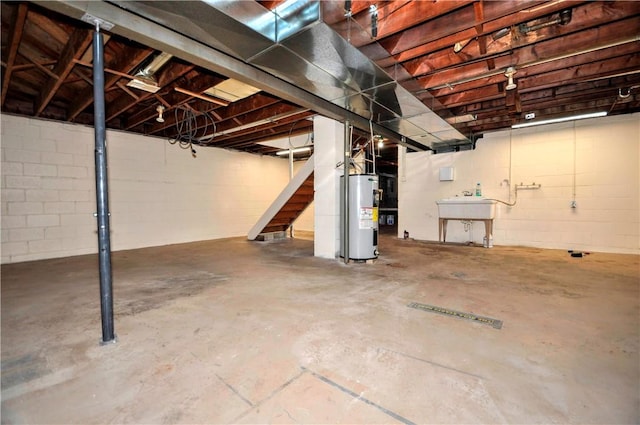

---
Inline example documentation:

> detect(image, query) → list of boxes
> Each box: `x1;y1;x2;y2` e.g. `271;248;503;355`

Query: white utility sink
436;197;497;219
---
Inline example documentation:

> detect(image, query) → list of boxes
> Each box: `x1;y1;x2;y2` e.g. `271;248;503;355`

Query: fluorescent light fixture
126;76;160;93
126;52;173;93
276;146;312;156
512;111;607;129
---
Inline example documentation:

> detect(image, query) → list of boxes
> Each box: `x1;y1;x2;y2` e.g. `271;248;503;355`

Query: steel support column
343;120;350;264
93;26;115;344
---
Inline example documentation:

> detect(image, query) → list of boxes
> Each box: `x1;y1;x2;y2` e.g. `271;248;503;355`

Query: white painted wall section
399;113;639;254
1;114;290;263
313;116;343;259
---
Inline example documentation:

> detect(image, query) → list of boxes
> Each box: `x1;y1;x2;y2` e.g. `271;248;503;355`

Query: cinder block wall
398;113;639;254
1;114;292;263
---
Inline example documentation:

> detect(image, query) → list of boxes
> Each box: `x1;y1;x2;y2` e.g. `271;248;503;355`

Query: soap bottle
475;182;482;196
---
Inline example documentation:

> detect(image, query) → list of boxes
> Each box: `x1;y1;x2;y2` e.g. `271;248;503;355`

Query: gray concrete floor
1;232;639;424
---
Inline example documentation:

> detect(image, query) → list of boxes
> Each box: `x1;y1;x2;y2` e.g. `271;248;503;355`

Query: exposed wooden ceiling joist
1;3;28;107
1;0;638;165
35;27;92;116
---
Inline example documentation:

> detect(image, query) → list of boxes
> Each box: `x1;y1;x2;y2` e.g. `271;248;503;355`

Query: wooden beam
209;103;305;137
388;2;590;65
26;8;70;45
70;67;93;85
105;62;193;123
128;72;225;130
35;28;92;116
147;92;280;136
19;53;60;80
379;0;550;57
505;89;522;114
68;47;154;121
416;17;640;93
434;53;640;110
115;82;139;100
330;0;473;48
2;3;28;107
10;61;57;72
429;40;640;103
406;9;640;82
450;75;640;120
174;87;229;106
211;117;313;148
74;59;139;79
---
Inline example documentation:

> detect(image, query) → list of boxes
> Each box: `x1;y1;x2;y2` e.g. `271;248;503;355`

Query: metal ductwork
109;0;469;150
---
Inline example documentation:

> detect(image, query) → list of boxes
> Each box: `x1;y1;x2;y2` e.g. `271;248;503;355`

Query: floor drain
408;302;503;329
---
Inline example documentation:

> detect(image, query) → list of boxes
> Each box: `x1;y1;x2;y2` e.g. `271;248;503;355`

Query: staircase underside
261;173;314;234
247;155;315;240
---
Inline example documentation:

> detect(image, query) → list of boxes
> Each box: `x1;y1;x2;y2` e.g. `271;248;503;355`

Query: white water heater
340;174;379;260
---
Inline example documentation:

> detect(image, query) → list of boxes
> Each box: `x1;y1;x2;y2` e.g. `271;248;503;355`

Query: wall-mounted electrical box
439;167;455;181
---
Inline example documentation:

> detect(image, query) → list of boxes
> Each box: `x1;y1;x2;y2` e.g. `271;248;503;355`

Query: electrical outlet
570;200;577;209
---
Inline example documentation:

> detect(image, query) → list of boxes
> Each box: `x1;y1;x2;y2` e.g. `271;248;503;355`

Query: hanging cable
167;105;216;158
287;117;313;151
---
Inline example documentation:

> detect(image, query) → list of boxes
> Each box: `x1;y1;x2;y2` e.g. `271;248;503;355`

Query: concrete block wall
398;113;639;254
1;114;290;263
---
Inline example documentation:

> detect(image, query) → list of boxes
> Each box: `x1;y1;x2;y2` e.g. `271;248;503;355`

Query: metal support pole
289;149;294;238
343;120;350;264
93;26;115;344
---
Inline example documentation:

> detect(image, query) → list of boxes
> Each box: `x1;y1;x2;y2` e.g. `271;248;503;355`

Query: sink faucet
462;190;472;196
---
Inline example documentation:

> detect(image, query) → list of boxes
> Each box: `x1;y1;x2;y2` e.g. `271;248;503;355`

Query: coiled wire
168;106;216;155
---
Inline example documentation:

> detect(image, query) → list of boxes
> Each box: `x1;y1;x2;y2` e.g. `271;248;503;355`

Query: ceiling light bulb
378;140;384;148
504;67;517;91
156;105;165;123
453;39;471;53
